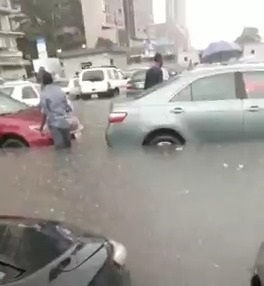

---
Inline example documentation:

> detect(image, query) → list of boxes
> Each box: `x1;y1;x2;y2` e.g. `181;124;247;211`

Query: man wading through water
144;53;164;90
39;72;73;149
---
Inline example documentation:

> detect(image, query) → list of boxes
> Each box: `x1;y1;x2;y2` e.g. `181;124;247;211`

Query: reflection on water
0;143;264;285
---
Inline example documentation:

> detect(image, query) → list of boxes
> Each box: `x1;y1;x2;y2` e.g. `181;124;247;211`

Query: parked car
0;81;41;107
106;62;264;148
0;93;82;148
126;67;170;97
54;78;81;100
79;67;127;100
0;216;130;286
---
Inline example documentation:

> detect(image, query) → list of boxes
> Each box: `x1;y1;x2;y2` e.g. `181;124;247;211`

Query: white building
165;0;189;52
243;43;264;60
0;0;26;78
80;0;125;48
123;0;153;42
166;0;186;28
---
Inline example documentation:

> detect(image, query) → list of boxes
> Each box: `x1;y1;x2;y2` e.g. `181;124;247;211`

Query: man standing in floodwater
144;53;164;90
39;72;73;150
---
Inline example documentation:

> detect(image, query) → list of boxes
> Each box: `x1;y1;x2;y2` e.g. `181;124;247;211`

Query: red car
0;93;53;148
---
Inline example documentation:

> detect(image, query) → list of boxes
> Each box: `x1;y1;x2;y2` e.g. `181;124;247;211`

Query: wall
61;53;127;78
81;0;103;48
243;43;264;60
81;0;125;48
1;66;25;79
178;50;200;67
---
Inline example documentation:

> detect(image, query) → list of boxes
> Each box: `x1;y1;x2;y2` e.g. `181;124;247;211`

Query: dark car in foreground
0;216;129;286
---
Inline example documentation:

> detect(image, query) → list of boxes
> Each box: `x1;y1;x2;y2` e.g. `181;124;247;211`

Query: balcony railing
0;0;19;14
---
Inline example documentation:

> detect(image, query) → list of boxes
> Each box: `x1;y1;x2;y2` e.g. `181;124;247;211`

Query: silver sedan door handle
248;106;261;112
171;107;184;114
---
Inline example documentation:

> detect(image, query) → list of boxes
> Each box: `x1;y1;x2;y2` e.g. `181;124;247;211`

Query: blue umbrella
201;41;242;63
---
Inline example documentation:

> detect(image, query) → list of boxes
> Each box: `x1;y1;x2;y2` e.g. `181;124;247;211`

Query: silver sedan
106;62;264;147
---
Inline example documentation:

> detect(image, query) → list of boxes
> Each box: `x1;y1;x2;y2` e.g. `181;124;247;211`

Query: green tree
13;0;85;56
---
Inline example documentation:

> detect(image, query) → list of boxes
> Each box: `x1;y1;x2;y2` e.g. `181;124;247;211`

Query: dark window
82;70;104;82
243;72;264;99
192;73;236;101
171;85;192;102
22;86;38;99
132;70;147;82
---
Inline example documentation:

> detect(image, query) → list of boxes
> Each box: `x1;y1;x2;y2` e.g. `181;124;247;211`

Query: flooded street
1;99;264;286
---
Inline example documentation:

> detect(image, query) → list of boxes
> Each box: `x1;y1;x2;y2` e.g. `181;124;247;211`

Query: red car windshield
0;93;28;115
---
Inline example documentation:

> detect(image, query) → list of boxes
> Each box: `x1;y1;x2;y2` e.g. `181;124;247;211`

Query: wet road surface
1;98;264;286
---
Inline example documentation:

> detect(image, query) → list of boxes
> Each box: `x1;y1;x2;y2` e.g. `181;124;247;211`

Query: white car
0;81;74;110
0;81;41;107
54;78;81;100
79;67;127;99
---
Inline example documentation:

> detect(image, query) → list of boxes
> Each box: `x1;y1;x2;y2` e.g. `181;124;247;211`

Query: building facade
0;0;26;78
81;0;125;48
166;0;186;28
164;0;189;52
123;0;153;42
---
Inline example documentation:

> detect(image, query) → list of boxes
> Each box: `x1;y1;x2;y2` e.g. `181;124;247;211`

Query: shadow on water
1;142;264;286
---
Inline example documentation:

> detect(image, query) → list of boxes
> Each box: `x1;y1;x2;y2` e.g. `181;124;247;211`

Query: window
113;69;119;80
192;73;236;101
118;71;124;79
243;72;264;99
22;86;38;99
0;87;14;96
0;94;28;115
107;70;114;80
132;70;147;82
82;70;104;82
171;85;191;102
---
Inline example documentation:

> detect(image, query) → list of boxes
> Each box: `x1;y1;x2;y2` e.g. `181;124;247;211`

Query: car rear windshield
82;70;104;82
0;94;28;115
0;87;14;96
132;70;147;82
134;75;182;100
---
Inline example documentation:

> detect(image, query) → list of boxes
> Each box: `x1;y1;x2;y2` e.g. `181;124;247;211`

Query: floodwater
1;100;264;286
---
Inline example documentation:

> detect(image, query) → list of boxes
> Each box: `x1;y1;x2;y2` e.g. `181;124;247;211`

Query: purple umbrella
201;41;242;63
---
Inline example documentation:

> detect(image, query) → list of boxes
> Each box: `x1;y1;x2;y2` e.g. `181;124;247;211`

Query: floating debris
223;163;229;168
237;164;244;171
176;147;184;152
178;190;190;195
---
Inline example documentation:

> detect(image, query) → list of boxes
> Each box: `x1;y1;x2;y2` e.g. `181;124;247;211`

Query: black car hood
0;216;107;284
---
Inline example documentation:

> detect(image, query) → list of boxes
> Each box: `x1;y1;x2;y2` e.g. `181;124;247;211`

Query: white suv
79;67;127;99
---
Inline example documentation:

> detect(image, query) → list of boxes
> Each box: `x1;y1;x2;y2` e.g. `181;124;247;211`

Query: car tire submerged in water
1;138;28;149
146;133;184;148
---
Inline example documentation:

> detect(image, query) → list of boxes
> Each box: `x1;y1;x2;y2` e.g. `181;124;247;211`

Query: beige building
81;0;125;48
166;0;186;28
165;0;189;51
123;0;153;41
0;0;26;78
